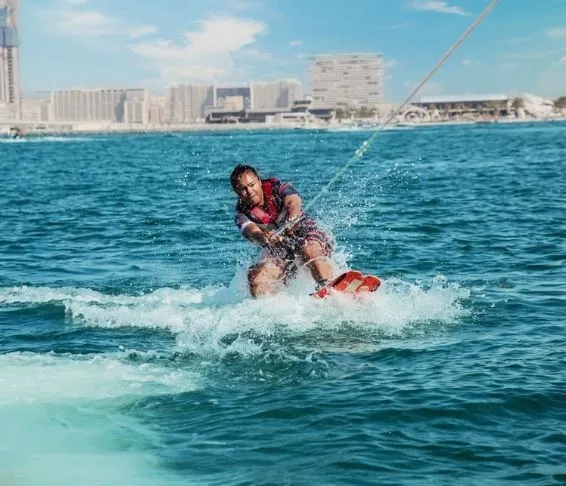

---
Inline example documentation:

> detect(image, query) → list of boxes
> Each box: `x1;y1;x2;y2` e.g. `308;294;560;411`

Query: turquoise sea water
0;123;564;485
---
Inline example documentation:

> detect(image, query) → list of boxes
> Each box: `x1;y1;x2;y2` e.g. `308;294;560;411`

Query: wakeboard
311;270;381;299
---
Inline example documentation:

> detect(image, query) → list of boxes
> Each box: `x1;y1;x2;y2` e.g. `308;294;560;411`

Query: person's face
235;172;263;207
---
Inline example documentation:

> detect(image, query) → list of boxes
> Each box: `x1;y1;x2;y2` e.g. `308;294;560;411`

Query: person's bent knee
248;261;284;297
302;240;327;261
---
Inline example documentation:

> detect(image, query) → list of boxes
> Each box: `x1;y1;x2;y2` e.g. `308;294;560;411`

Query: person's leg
301;240;333;285
248;259;285;297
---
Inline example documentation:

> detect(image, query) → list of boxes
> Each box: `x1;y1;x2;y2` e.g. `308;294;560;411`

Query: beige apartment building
250;79;303;110
50;88;149;124
309;53;384;111
148;96;166;125
167;84;215;123
20;96;49;123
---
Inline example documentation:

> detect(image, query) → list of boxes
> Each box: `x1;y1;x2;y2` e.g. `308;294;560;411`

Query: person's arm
283;194;303;221
242;221;271;246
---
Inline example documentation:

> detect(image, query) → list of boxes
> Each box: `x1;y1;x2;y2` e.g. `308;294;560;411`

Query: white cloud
409;1;469;16
128;25;158;39
558;57;566;65
462;59;480;66
384;59;398;69
289;40;303;47
127;17;266;83
48;5;157;41
546;27;566;38
51;9;117;37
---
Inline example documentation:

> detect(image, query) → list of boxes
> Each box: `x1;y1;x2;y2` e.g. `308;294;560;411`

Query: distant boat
9;127;24;139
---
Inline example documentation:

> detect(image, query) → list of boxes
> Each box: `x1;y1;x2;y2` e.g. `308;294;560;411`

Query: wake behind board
311;270;381;299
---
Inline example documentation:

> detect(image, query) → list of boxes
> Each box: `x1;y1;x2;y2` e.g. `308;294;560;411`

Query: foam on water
0;275;469;485
0;273;469;357
174;273;470;356
0;351;199;405
0;351;198;486
0;285;202;307
0;136;96;144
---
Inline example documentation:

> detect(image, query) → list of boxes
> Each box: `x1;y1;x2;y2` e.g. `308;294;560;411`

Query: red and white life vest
247;178;286;229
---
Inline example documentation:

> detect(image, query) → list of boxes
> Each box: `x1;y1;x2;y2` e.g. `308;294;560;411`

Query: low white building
520;93;556;118
410;93;559;121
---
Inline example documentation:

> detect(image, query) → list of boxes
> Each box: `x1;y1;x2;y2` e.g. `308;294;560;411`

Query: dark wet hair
230;164;260;191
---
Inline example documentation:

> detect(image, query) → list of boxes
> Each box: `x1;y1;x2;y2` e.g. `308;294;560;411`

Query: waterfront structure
408;94;511;121
167;84;215;123
0;0;20;120
415;94;510;113
309;53;384;112
205;98;334;125
403;93;558;122
50;88;149;124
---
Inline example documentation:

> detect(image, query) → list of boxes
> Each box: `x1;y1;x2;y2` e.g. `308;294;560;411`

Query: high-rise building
0;0;20;119
250;82;278;110
148;96;166;125
50;88;149;123
167;84;215;123
250;80;303;110
124;88;149;124
309;53;384;110
276;79;303;108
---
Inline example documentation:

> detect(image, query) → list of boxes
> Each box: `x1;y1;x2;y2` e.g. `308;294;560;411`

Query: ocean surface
0;123;564;485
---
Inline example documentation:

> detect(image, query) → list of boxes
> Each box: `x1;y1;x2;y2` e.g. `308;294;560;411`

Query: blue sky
19;0;566;102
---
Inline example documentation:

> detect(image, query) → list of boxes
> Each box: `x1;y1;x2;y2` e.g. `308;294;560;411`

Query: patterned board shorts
258;218;333;278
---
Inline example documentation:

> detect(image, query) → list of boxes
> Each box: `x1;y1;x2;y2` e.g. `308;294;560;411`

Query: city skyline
20;80;310;125
15;0;566;102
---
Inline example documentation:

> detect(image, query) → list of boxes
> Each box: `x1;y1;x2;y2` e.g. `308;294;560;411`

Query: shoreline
1;116;565;137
